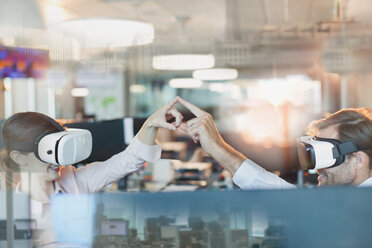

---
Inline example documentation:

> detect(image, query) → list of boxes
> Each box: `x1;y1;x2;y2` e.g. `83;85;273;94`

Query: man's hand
137;97;183;145
177;97;247;175
177;98;224;156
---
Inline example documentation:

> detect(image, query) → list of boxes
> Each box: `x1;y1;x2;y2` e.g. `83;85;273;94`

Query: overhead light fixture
71;88;89;97
130;84;146;94
193;68;238;81
153;54;215;70
169;78;203;88
48;18;154;48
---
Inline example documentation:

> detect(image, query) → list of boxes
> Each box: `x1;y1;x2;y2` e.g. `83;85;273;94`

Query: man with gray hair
178;97;372;189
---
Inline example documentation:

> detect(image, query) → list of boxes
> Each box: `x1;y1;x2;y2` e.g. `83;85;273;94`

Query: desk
159;142;187;160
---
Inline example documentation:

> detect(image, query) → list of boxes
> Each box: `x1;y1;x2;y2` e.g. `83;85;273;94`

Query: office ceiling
33;0;372;73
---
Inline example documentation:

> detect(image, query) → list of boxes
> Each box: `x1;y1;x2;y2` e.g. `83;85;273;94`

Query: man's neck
352;169;372;186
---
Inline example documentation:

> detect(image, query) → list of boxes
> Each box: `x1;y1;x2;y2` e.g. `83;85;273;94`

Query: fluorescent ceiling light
193;68;238;81
71;88;89;97
153;54;215;70
130;84;146;94
169;78;203;88
48;18;154;48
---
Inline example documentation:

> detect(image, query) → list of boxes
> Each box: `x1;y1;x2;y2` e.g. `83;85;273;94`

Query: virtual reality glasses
296;136;362;170
6;128;92;166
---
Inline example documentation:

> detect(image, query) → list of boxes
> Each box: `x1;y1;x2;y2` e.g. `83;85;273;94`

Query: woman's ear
353;151;369;170
9;151;28;166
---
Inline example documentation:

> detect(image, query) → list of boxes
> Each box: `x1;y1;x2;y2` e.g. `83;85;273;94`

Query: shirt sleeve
232;159;296;190
72;136;162;193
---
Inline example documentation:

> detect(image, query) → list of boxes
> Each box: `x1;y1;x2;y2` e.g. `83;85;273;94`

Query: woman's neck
20;173;55;203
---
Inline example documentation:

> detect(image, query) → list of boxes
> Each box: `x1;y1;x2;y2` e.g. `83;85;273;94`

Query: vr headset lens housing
6;128;92;166
296;136;360;170
38;129;92;166
296;141;316;170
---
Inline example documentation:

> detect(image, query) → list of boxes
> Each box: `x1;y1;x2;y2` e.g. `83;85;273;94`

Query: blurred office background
2;0;372;184
4;1;372;247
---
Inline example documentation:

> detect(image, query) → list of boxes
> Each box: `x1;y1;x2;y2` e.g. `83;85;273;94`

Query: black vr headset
296;136;364;170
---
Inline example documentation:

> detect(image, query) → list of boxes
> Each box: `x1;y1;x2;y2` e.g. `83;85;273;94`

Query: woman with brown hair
0;97;183;246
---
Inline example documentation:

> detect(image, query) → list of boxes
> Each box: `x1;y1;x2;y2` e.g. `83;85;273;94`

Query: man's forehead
316;125;339;139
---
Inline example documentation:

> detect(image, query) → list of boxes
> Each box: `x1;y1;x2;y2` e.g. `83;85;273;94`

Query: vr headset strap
332;142;358;158
4;140;38;153
4;131;58;161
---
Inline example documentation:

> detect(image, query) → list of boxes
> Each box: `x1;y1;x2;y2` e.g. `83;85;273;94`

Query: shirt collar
53;180;63;194
15;180;63;196
358;177;372;187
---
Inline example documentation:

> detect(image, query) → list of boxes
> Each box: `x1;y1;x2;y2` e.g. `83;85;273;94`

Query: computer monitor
100;220;127;236
14;219;37;240
0;47;49;79
64;118;146;163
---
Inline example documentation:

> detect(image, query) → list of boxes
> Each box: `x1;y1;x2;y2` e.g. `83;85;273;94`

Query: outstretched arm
70;97;184;193
177;97;246;175
177;97;295;190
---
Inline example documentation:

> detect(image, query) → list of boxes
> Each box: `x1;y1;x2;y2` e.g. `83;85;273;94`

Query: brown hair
307;108;372;169
0;112;63;190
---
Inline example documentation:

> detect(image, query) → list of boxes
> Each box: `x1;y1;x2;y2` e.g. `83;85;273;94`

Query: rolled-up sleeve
70;136;162;193
232;159;296;190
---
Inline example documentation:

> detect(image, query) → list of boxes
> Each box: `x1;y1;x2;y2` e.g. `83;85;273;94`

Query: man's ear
353;151;369;170
9;151;29;166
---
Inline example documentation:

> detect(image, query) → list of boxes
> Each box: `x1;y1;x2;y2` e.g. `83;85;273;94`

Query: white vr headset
6;128;92;166
296;136;363;170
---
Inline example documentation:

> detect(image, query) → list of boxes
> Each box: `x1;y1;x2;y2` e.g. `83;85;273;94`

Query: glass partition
48;187;372;248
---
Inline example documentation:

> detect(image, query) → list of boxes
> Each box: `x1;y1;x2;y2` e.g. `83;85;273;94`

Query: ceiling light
169;78;203;88
48;18;154;48
71;88;89;97
193;68;238;81
153;54;215;70
130;84;146;94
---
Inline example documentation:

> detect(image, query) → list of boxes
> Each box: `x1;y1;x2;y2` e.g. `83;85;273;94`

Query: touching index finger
178;97;206;117
164;96;180;110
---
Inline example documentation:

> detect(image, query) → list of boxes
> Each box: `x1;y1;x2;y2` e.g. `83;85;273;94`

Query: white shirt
233;159;372;190
232;159;296;190
16;136;161;247
52;135;161;194
16;136;161;198
357;177;372;187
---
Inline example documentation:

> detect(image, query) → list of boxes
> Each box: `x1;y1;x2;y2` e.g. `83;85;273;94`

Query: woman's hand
137;97;182;145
